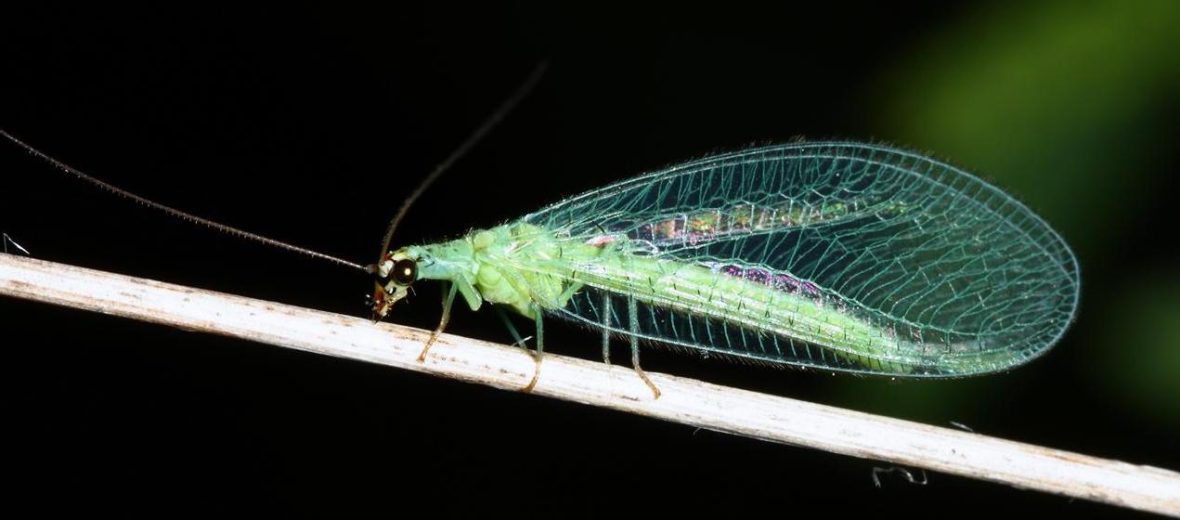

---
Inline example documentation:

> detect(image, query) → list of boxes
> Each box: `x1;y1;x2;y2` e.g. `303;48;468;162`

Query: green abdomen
541;243;1017;376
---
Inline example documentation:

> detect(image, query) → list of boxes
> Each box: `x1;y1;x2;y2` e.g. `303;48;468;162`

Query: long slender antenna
375;62;549;262
0;128;368;272
4;62;547;273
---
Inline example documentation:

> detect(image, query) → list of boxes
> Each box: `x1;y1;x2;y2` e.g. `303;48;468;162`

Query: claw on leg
417;329;441;362
520;305;545;393
522;352;542;393
633;365;661;399
628;296;661;399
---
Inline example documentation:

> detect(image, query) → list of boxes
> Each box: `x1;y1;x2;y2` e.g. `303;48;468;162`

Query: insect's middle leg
418;282;458;362
494;306;530;347
493;305;544;393
522;309;544;392
491;268;548;392
601;292;612;366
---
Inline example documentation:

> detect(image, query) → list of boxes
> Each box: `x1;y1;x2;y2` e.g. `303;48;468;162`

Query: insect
373;141;1080;397
2;70;1079;399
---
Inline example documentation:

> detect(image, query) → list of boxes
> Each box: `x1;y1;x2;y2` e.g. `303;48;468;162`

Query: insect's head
370;248;420;321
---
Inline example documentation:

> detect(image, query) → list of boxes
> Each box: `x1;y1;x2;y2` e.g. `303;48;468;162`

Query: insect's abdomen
563;251;937;373
548;241;1035;375
523;143;1079;376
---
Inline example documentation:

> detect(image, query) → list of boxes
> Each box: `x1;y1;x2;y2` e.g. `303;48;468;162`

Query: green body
382;143;1080;377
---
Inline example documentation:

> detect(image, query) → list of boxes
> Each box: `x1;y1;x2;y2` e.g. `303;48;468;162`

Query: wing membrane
521;143;1078;375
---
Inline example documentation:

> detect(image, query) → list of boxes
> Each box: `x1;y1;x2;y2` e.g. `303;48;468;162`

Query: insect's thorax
418;223;597;319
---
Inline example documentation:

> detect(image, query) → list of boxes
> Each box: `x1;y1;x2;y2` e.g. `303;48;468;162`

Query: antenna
0;128;369;272
2;61;547;274
375;62;548;263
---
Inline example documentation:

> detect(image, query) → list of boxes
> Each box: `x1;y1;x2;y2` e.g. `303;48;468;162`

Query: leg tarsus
418;326;444;362
418;282;458;362
522;308;544;393
632;344;660;396
628;296;660;399
522;354;542;393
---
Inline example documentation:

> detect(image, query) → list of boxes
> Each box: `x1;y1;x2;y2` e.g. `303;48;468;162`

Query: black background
1;3;1175;518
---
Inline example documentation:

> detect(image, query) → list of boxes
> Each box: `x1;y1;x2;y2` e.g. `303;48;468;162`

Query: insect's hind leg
628;296;661;399
418;282;458;362
494;306;531;348
524;309;544;392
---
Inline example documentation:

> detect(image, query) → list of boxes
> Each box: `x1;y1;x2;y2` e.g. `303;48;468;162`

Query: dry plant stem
1;253;1178;517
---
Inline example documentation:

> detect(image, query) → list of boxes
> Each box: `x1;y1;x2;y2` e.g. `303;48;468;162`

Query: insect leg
418;282;459;362
628;296;660;399
3;233;30;255
493;306;530;347
491;306;543;392
601;292;612;366
522;306;543;392
555;280;584;304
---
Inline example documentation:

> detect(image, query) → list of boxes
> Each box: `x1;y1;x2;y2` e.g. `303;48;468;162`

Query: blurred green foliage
1099;272;1180;426
833;1;1179;420
877;0;1179;250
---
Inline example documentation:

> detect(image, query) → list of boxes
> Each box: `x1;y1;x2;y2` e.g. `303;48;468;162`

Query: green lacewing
372;142;1080;393
2;123;1079;395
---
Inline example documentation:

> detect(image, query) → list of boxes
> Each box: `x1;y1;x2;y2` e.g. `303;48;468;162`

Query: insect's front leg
418;282;458;362
418;277;482;362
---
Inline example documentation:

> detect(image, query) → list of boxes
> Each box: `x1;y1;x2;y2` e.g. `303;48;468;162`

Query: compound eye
392;259;417;285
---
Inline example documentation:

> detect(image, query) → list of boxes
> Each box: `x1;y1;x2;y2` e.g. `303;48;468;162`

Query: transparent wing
521;142;1079;376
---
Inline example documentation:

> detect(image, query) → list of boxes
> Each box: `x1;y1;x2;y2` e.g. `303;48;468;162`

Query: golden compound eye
392;259;417;285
